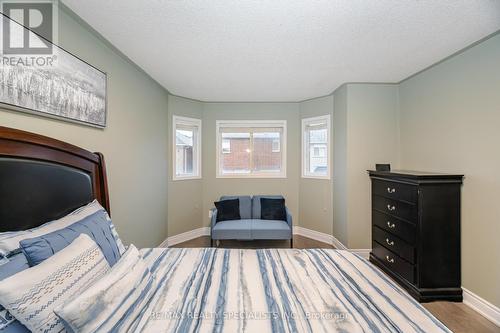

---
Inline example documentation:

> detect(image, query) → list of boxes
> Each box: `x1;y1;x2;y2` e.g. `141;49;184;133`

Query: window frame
301;114;331;179
173;115;202;181
216;120;287;179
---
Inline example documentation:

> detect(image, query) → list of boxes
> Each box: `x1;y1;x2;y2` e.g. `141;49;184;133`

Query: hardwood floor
172;235;333;249
423;301;499;333
172;235;499;333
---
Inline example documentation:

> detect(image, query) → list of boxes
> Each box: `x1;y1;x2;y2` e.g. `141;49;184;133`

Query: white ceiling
63;0;500;102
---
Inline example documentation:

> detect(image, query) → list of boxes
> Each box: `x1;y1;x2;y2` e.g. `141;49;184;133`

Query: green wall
399;33;500;307
0;6;169;248
332;86;348;245
346;84;400;249
332;84;400;249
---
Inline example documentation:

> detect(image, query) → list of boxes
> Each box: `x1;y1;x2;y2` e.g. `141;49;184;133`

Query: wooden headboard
0;126;109;232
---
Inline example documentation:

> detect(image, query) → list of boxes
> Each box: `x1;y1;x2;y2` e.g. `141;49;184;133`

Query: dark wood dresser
368;170;463;302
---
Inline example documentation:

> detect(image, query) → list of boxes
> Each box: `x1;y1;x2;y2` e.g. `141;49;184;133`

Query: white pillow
0;200;125;257
0;234;110;333
55;244;154;333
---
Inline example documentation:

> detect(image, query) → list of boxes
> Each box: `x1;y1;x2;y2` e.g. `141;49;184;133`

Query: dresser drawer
372;241;415;284
373;195;417;223
373;226;415;263
372;210;416;244
372;179;417;203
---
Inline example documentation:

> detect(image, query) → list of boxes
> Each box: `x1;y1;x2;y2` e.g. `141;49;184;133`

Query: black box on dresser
368;170;463;302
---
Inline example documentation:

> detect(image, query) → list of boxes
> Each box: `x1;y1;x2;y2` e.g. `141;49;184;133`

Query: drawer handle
387;204;396;211
386;255;395;263
387;187;396;194
387;221;396;229
385;238;394;246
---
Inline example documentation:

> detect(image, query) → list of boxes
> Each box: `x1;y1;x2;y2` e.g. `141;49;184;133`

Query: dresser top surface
368;170;464;181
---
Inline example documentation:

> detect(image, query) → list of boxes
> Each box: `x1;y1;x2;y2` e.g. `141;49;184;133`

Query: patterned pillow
55;244;155;333
0;200;125;258
0;234;110;333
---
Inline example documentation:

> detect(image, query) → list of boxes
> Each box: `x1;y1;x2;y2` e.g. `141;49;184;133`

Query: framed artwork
0;13;107;128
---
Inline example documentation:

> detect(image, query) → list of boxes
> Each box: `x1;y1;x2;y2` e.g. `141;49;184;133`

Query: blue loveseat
210;195;293;247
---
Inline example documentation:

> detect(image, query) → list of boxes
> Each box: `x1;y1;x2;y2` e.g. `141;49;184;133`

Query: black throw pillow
260;198;287;221
214;199;241;222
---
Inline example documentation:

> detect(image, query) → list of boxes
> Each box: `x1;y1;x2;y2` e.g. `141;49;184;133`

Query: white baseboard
463;287;500;327
330;234;347;250
350;249;371;259
162;227;211;247
160;226;370;258
293;226;370;259
293;226;334;246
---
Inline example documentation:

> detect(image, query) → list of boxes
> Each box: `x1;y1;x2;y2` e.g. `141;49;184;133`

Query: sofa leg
290;238;293;249
211;239;214;247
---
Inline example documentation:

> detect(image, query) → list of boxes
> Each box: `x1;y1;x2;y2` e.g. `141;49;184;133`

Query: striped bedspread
126;248;450;333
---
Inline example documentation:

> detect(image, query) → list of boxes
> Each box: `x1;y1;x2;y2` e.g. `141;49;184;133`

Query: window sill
216;173;287;179
301;174;331;180
172;175;202;181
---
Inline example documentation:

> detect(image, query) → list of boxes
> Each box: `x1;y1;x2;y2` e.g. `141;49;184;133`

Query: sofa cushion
214;199;240;222
260;198;287;221
251;219;291;239
252;195;284;219
212;220;252;240
220;196;252;219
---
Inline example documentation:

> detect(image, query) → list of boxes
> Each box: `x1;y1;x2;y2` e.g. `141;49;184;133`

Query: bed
0;126;450;332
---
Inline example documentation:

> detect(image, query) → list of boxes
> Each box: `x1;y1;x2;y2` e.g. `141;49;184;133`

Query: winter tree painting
0;15;107;127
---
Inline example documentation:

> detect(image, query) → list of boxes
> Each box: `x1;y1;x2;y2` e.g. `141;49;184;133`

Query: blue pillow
0;254;29;281
19;210;121;267
0;254;30;333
